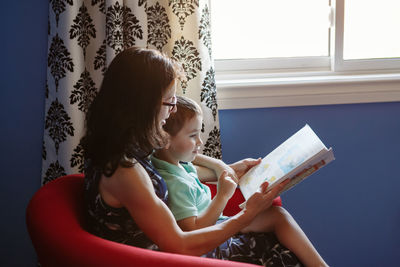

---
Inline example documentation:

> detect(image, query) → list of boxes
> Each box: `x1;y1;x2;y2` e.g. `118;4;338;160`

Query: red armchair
26;174;281;267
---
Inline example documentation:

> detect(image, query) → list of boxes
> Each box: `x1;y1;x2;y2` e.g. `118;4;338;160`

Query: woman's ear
164;137;171;150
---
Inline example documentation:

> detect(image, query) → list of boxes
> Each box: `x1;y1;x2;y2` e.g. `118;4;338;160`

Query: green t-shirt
151;155;213;221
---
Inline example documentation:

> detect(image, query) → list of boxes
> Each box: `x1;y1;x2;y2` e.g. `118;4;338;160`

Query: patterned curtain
42;0;221;185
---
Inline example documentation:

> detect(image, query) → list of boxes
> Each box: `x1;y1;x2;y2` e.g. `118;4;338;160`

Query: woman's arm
192;154;225;182
104;164;285;256
192;165;217;182
193;154;261;183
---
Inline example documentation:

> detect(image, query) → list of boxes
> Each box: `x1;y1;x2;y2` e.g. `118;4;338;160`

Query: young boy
151;96;328;267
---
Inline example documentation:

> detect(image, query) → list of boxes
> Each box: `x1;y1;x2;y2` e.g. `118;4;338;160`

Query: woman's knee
270;206;293;224
259;206;290;231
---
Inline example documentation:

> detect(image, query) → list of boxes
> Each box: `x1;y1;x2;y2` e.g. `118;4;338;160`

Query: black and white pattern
202;126;222;159
105;2;143;54
50;0;73;27
43;160;67;185
94;40;107;74
147;2;171;51
43;0;222;186
47;34;74;91
70;3;96;58
172;36;202;93
70;140;85;173
44;98;74;155
169;0;199;30
92;0;106;14
70;68;98;113
201;67;218;120
199;4;212;59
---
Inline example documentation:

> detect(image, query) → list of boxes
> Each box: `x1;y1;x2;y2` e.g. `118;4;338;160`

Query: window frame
214;0;400;110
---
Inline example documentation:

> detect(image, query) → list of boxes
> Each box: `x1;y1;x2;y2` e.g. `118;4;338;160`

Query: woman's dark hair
82;47;183;176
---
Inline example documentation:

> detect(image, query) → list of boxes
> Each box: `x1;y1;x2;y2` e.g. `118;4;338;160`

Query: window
211;0;329;60
336;0;400;70
344;1;400;60
211;0;330;71
211;0;400;109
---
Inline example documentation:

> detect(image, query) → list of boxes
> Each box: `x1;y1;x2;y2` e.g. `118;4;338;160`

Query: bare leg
241;206;328;267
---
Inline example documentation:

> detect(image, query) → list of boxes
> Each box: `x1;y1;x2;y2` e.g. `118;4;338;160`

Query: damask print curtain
43;0;221;184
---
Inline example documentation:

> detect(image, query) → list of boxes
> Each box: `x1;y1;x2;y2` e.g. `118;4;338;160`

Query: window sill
216;71;400;110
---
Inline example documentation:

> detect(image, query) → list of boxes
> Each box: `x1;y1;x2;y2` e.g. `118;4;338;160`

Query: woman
82;47;303;266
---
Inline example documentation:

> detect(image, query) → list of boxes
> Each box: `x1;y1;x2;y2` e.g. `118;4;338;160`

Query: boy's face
168;114;203;163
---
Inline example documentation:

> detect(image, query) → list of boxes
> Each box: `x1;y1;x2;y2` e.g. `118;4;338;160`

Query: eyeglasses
162;96;177;111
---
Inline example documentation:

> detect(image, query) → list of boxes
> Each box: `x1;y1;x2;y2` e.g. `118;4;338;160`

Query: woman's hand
228;158;262;180
216;171;238;201
213;162;238;184
213;158;261;185
244;179;290;216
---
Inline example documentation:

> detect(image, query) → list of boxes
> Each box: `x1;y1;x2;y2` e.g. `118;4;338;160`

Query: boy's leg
241;206;328;267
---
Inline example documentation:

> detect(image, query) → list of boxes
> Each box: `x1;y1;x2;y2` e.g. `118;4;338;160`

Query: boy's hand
216;171;237;201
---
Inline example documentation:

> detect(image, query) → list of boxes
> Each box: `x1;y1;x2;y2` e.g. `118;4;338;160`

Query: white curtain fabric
42;0;221;184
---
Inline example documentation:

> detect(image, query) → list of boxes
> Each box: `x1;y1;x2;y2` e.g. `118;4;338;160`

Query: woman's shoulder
112;163;152;189
97;164;147;207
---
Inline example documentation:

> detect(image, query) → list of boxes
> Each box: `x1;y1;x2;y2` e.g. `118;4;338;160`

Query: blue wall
0;1;48;265
219;102;400;266
1;0;399;266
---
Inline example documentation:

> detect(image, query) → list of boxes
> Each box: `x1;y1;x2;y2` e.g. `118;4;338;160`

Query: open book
238;124;335;203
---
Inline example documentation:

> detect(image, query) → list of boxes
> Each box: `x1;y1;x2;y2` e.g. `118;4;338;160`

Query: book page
239;125;330;200
280;148;334;193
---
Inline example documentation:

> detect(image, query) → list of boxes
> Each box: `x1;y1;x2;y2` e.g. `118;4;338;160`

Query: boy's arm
178;171;237;231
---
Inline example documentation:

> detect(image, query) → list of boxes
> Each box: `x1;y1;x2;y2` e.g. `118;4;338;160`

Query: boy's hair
163;96;202;136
